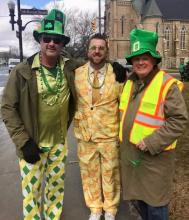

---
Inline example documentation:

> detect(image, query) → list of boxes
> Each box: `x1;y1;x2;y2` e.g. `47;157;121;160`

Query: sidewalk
0;121;141;220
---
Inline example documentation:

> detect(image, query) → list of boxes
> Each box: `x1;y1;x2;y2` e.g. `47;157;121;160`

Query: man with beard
73;34;123;220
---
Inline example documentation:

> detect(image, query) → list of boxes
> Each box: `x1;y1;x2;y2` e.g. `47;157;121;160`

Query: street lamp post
7;0;16;31
17;0;23;62
8;0;23;61
7;1;47;62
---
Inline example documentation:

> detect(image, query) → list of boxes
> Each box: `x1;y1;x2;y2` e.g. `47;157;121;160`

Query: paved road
0;66;9;87
0;66;9;101
0;121;141;220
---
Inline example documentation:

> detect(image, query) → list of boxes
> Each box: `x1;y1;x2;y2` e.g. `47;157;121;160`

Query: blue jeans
137;200;169;220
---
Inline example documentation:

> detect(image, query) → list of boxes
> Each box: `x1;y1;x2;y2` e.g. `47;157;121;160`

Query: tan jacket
74;62;123;142
120;71;188;206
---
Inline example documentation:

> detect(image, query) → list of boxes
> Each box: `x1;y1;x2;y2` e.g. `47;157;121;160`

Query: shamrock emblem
44;20;54;30
45;22;53;29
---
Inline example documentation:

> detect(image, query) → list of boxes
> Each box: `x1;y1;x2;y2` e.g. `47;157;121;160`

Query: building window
120;15;125;36
180;26;186;50
164;27;170;50
108;12;110;22
180;58;185;65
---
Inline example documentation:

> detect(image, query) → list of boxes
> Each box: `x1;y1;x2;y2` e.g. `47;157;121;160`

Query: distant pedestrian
184;61;189;81
1;9;82;220
179;62;185;81
119;28;188;220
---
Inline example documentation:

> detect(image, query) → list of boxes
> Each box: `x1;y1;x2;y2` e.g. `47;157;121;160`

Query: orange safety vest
119;70;183;151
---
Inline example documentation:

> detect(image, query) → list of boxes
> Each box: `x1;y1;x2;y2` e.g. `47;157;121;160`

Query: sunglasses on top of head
41;36;62;44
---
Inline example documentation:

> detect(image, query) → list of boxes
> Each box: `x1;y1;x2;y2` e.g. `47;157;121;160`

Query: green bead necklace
39;54;64;106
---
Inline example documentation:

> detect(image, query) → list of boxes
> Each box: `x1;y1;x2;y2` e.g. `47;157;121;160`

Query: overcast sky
0;0;105;56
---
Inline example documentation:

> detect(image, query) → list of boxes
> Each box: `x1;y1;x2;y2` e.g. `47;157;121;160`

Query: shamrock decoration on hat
126;28;162;64
33;9;70;45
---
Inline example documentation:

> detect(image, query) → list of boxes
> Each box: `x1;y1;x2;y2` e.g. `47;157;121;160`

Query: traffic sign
21;8;48;15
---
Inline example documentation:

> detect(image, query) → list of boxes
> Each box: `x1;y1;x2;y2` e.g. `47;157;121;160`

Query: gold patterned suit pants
77;140;120;215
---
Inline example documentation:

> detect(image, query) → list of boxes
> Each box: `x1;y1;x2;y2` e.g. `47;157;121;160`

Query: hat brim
33;30;70;45
126;49;162;64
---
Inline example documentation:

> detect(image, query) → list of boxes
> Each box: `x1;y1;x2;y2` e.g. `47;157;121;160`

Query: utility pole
99;0;101;34
17;0;23;61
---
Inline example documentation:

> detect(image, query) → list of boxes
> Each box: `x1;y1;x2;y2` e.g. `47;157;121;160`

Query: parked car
8;58;20;73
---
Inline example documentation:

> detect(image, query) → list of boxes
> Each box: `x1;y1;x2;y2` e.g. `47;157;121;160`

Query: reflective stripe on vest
119;70;183;151
119;80;133;142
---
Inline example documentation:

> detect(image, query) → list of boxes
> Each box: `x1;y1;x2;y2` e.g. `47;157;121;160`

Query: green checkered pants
19;143;67;220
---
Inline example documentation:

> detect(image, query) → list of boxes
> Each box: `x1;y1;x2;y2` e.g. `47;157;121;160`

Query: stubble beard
89;56;106;68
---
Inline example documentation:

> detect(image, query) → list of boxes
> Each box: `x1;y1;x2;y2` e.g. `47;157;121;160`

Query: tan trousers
77;140;120;215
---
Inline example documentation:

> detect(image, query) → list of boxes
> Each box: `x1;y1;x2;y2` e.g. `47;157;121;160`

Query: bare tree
65;9;96;58
22;6;96;58
9;46;19;58
23;30;40;53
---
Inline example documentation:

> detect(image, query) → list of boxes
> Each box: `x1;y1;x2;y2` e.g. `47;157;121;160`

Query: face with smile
131;53;157;79
88;38;108;68
39;34;64;60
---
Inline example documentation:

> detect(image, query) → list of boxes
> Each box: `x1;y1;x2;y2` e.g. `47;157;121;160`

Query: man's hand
112;62;127;83
21;138;43;164
136;140;148;152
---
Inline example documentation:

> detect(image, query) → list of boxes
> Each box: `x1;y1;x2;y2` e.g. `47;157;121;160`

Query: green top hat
33;9;70;45
126;28;161;64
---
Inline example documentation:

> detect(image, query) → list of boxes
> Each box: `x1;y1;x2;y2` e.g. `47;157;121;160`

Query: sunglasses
42;36;62;44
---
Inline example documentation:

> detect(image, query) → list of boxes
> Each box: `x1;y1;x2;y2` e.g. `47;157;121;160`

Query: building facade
104;0;189;68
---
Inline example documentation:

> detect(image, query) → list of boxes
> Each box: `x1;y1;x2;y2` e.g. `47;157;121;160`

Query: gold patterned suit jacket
74;62;123;142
